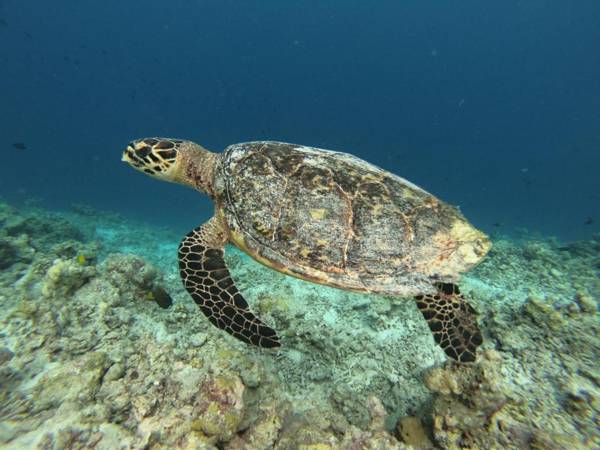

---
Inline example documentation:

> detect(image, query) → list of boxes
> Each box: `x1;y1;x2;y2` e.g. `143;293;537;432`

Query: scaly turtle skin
122;138;491;362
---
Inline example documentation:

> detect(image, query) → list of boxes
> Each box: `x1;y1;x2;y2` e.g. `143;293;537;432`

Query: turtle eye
137;146;152;159
158;149;177;160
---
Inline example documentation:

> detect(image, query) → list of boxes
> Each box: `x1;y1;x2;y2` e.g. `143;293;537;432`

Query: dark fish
151;286;173;309
13;142;26;150
584;217;594;225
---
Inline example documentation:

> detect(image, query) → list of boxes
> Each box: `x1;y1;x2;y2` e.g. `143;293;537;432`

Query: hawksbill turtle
122;138;491;362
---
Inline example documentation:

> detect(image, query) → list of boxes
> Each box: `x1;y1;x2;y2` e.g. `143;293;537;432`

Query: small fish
584;217;595;225
150;286;173;309
13;142;26;150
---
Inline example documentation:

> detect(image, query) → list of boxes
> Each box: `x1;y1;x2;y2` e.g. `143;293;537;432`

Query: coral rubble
0;201;598;449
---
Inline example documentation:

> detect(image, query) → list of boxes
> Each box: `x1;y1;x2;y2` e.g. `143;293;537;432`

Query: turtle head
122;138;183;180
122;137;216;195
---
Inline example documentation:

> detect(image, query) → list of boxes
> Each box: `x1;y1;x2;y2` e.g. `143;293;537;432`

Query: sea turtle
122;138;491;362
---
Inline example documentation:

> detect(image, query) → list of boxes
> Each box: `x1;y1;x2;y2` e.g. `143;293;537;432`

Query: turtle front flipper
178;217;281;348
415;282;482;362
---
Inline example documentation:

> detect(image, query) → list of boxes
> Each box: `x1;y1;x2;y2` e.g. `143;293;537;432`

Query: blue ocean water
1;0;599;240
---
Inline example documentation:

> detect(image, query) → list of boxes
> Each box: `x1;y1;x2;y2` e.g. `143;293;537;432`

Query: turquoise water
1;1;599;449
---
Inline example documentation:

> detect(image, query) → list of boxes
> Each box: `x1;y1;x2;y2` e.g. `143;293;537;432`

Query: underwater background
1;0;599;239
1;1;599;449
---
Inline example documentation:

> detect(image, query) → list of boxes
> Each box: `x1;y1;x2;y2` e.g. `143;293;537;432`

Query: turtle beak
122;142;142;164
121;143;142;169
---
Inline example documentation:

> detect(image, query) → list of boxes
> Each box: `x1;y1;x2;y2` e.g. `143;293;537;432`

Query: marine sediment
0;200;598;449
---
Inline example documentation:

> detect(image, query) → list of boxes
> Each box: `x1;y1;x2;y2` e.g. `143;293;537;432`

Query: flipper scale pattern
178;218;280;348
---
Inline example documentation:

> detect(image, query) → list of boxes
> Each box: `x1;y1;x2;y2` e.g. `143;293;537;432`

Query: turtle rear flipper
179;217;281;348
415;282;482;362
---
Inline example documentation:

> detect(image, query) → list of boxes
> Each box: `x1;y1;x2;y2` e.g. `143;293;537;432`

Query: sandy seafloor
0;200;598;450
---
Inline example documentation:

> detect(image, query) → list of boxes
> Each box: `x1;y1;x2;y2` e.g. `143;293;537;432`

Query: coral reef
425;348;598;449
0;201;598;449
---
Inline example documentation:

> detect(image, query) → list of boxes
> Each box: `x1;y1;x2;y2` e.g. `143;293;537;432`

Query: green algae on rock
41;257;96;299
